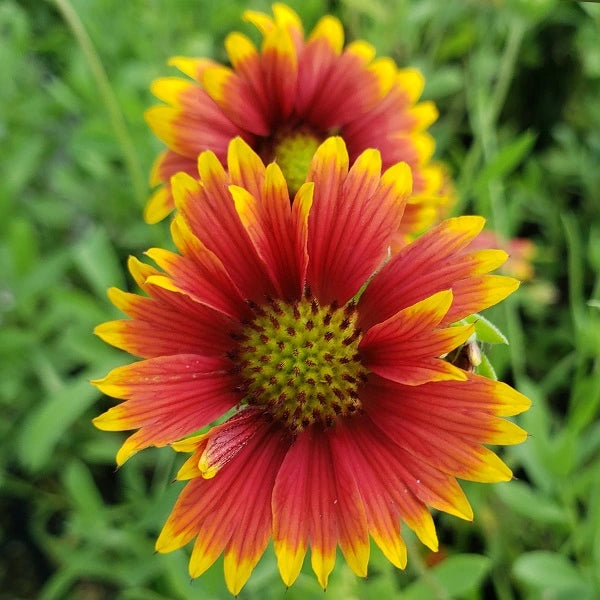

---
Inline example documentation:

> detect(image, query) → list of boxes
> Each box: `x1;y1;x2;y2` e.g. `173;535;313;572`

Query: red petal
232;159;308;300
306;139;410;305
202;66;270;135
173;159;277;304
272;427;369;589
358;216;513;328
145;87;245;159
360;291;474;385
363;376;528;482
92;354;238;464
156;413;289;596
333;415;439;551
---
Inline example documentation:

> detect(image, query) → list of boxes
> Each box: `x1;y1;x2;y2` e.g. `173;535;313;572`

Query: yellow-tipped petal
144;186;172;224
369;57;397;99
372;531;407;569
144;105;177;147
308;15;344;53
275;541;306;587
202;66;234;104
116;436;142;466
381;161;413;203
197;148;227;187
144;275;184;294
311;547;336;590
150;77;193;106
225;32;258;69
227;136;265;192
493;381;532;416
170;171;200;210
171;433;208;453
127;255;157;289
412;133;436;164
167;56;216;81
447;215;487;236
397;67;425;103
176;453;203;480
93;320;126;348
411;101;439;130
353;147;383;178
224;553;257;596
471;249;510;274
345;40;376;64
310;136;349;175
481;275;521;306
340;538;370;578
242;9;274;35
272;2;303;33
408;510;439;552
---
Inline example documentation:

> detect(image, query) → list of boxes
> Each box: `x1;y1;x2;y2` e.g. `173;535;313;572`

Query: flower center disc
268;128;322;196
236;297;367;432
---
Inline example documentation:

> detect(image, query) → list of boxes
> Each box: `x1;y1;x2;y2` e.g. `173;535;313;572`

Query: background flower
144;3;452;241
93;137;529;593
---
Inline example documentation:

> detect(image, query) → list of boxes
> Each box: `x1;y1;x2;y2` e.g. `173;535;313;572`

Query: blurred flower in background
144;3;452;241
92;137;530;594
469;230;537;280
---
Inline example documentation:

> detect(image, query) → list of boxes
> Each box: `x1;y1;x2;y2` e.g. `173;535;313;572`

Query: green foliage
1;0;599;598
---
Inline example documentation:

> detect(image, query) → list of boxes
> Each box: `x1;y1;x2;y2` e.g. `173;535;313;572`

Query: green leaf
473;131;537;192
62;458;105;517
17;360;117;471
513;551;593;596
495;480;570;526
72;226;126;299
476;352;498;380
465;313;509;344
402;554;491;600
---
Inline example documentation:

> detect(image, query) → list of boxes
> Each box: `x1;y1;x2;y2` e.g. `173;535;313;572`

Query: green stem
53;0;146;206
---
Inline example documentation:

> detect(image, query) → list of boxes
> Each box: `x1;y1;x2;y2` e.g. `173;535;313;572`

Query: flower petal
261;24;298;122
231;160;307;299
364;375;528;482
145;211;251;321
174;158;277;303
144;87;244;160
156;413;289;595
94;297;233;359
358;216;514;328
334;415;439;551
306;139;411;305
360;291;475;385
202;66;270;135
92;354;238;465
272;427;369;590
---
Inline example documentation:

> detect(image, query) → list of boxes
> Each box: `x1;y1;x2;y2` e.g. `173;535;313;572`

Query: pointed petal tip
309;14;344;53
382;161;413;202
144;186;172;224
449;214;487;233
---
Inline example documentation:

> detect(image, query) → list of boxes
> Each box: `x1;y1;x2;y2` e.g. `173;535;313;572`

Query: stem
53;0;146;207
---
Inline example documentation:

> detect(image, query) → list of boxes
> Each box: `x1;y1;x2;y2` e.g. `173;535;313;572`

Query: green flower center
269;127;322;196
234;295;367;432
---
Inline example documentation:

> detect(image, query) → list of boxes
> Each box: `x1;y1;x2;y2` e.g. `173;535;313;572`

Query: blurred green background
1;0;599;598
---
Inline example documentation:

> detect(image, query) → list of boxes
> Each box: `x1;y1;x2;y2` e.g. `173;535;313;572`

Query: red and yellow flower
144;3;452;242
93;137;529;594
